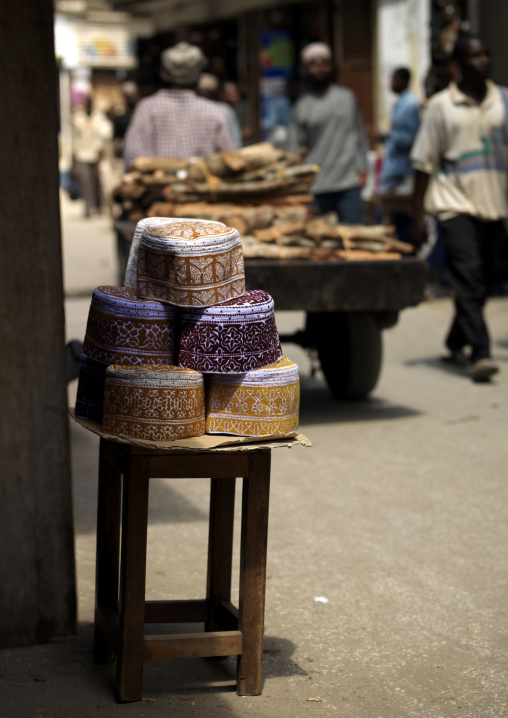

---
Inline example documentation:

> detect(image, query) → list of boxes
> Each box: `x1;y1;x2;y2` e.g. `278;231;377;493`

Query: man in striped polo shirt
124;42;234;167
411;33;508;382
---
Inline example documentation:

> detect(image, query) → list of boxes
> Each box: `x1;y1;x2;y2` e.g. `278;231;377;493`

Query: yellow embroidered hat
205;356;299;437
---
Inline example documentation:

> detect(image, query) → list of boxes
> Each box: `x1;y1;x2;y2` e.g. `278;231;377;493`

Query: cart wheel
307;312;382;399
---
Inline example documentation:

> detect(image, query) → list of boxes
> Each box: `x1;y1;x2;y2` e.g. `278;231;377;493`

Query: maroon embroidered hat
178;290;282;374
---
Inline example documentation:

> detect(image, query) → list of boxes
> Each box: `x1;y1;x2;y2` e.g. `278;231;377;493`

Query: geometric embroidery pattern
137;220;245;307
82;285;177;365
124;217;180;288
179;290;282;373
149;221;231;240
102;364;205;441
205;356;300;437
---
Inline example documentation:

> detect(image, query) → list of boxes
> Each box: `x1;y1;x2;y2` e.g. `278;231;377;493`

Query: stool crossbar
93;437;271;702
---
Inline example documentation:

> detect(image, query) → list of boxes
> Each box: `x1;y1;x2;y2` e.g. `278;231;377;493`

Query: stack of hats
75;218;299;440
75;286;177;423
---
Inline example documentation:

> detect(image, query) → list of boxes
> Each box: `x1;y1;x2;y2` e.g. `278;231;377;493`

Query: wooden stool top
70;408;311;455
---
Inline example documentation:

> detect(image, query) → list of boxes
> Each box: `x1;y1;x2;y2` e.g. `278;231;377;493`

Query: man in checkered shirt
124;42;235;167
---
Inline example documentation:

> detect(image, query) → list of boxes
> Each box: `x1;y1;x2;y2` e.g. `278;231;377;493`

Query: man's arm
390;102;421;150
286;104;306;152
409;99;443;246
353;96;368;185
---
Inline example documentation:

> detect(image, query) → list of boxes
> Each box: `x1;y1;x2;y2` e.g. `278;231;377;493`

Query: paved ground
1;195;507;717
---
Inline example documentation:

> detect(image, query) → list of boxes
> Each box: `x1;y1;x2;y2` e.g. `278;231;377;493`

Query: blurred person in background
264;79;296;148
218;81;242;149
124;42;234;167
234;83;255;145
197;72;220;100
112;81;139;157
288;42;367;224
197;74;242;149
72;96;113;218
411;33;508;382
378;68;420;194
374;67;421;242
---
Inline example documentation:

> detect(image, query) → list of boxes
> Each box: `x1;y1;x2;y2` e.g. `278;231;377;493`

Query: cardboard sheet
69;409;312;452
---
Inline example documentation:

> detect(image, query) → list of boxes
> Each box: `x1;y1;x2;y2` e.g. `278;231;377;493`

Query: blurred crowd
63;31;508;382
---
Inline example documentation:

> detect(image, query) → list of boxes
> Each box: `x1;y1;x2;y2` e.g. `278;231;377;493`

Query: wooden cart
247;256;426;399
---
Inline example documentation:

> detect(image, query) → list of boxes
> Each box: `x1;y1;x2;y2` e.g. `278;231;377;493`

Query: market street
2;195;507;718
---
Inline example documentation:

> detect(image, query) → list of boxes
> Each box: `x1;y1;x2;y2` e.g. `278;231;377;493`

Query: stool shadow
262;635;307;678
299;382;420;425
131;629;305;697
69;628;304;704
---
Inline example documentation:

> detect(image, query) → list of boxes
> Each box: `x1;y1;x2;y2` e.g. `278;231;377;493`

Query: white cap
301;42;332;65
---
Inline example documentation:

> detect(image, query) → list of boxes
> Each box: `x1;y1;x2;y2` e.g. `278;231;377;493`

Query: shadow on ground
405;353;508;377
0;622;302;715
494;337;508;349
85;623;304;701
299;376;421;425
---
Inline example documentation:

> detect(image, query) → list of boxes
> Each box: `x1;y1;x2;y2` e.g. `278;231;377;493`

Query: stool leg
116;456;150;703
94;440;122;664
237;452;271;696
206;477;236;633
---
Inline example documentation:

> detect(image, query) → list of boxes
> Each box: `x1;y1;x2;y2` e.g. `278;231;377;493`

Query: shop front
130;0;374;143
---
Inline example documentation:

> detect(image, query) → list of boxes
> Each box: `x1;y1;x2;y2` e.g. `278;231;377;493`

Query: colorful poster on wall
260;30;295;79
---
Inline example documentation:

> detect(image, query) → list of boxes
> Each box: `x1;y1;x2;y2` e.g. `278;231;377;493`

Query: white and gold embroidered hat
137;219;245;308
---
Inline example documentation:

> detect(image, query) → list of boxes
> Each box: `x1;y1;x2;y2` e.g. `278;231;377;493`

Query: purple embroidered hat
82;286;177;366
74;354;108;424
178;290;282;374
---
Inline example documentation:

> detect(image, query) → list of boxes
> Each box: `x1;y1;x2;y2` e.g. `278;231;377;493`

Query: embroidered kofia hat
102;364;205;441
205;356;300;437
124;217;179;288
178;290;282;374
137;219;245;307
83;286;177;366
74;354;108;424
124;217;230;288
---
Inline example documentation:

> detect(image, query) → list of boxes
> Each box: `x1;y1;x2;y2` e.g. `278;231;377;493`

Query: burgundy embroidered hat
178;289;282;374
83;286;177;366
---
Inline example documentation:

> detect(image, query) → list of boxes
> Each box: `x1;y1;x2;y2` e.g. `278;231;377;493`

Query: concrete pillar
0;0;77;647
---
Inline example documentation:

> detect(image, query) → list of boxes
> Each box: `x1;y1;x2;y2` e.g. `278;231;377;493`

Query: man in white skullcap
124;42;235;166
288;42;368;224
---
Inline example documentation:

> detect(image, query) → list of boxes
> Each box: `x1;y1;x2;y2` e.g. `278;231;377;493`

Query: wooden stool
93;437;271;702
